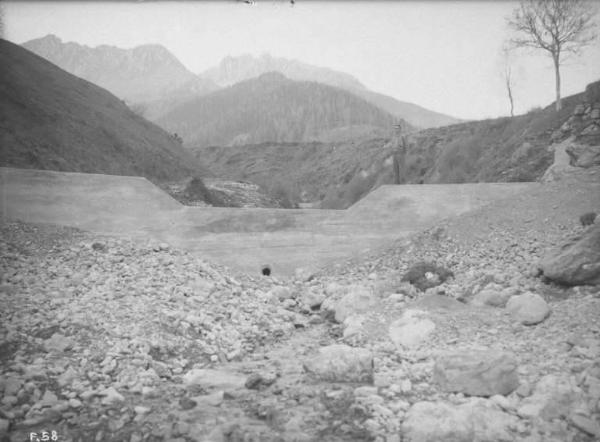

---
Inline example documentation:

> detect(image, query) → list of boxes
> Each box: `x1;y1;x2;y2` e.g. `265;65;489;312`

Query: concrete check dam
0;167;536;276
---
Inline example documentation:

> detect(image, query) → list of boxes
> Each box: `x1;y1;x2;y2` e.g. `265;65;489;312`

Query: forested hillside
158;72;407;148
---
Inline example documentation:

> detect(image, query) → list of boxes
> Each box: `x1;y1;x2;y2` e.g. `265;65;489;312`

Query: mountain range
22;35;219;106
0;38;205;181
199;53;462;129
22;35;461;129
200;53;367;92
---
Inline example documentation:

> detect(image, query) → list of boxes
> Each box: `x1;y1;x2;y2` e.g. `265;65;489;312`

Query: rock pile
540;223;600;286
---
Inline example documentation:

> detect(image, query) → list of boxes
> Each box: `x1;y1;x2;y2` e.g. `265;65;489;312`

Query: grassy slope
407;92;586;184
0;39;207;182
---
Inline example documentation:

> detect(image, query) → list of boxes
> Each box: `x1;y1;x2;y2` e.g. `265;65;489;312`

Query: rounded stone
506;292;551;325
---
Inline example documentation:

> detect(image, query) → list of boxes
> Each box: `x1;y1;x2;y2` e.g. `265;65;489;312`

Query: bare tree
507;0;597;111
501;46;516;117
505;64;515;117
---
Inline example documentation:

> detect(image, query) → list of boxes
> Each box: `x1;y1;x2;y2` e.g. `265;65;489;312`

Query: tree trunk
506;75;514;117
553;53;561;111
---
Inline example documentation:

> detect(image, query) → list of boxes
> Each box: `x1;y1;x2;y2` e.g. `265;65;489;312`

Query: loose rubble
1;162;600;441
303;344;374;383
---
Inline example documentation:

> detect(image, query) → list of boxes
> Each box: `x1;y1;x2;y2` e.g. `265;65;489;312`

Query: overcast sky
3;1;600;120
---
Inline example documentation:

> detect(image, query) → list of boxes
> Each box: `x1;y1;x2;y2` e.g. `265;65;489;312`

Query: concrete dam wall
0;167;536;276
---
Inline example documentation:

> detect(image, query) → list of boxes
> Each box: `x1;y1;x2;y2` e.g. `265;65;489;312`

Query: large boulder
433;349;519;397
566;143;600;168
43;333;74;353
183;368;246;391
333;285;377;323
342;314;367;339
541;137;579;182
388;309;436;349
303;344;373;383
402;399;518;442
505;292;551;325
585;80;600;103
301;289;325;310
539;224;600;286
268;286;293;301
471;285;517;308
517;374;585;421
324;282;348;297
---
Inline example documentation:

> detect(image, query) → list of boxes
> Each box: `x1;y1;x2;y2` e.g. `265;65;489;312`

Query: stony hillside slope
197;80;600;209
161;177;293;209
158;72;409;148
1;156;598;441
193;138;397;206
396;81;600;185
0;39;207;182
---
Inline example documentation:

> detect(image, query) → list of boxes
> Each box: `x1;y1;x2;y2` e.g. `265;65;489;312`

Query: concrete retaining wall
0;167;535;276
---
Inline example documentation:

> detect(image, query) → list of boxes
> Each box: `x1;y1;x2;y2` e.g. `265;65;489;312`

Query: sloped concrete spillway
0;167;536;276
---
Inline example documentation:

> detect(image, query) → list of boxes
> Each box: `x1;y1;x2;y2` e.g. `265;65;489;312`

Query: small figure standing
393;126;407;185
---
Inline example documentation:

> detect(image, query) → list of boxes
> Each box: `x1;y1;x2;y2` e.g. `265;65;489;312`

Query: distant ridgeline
21;34;219;105
21;36;460;130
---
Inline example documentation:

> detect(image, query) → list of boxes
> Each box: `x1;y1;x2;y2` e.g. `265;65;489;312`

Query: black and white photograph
1;0;600;440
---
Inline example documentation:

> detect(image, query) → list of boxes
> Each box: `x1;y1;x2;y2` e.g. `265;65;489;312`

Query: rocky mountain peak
23;34;64;52
21;35;198;103
132;43;179;62
200;53;367;91
34;33;62;43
